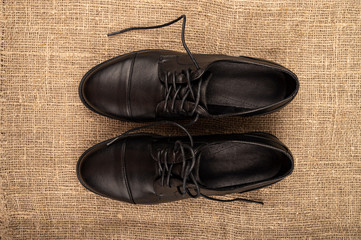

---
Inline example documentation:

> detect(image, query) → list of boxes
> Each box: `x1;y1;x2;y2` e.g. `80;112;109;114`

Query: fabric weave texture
1;0;360;239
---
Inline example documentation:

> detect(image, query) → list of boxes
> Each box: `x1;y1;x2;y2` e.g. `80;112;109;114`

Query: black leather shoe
77;122;293;204
79;15;299;122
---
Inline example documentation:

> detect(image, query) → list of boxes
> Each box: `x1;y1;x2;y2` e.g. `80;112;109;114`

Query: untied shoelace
106;120;263;205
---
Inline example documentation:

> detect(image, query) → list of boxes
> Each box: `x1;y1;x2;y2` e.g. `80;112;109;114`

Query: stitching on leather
126;54;136;119
121;139;135;204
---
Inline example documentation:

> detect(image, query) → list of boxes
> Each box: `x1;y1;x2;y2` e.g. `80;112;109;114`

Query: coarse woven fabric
1;0;360;239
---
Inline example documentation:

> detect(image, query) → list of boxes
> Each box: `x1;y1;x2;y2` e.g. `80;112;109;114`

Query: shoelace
108;15;202;125
106;121;263;205
152;139;200;198
108;15;200;69
163;69;202;117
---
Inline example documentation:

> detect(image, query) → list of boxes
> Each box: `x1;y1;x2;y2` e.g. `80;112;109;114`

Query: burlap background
1;0;360;239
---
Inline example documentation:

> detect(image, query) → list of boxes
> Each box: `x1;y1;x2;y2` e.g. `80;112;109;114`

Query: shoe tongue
189;71;211;110
199;72;212;108
171;144;204;184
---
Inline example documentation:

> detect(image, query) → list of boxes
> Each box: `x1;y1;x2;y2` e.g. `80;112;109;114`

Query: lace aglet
107;31;118;37
253;200;264;205
107;137;119;146
241;198;264;205
107;28;134;37
107;30;124;37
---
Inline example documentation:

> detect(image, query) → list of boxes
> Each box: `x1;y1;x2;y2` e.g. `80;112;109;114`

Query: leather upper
80;50;299;121
77;132;294;204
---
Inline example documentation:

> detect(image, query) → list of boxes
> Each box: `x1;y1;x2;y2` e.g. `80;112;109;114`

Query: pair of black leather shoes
77;15;299;205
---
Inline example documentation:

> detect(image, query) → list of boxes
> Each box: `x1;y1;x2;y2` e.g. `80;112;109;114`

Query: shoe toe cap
77;141;133;203
80;58;134;119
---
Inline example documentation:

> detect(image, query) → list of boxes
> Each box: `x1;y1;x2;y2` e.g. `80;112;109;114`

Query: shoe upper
77;16;297;205
80;50;299;121
77;132;294;204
